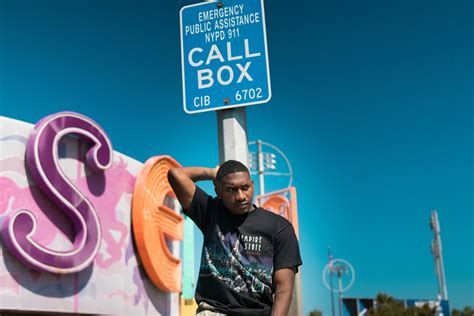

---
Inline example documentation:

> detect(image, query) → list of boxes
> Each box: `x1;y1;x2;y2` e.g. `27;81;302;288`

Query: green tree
308;309;323;316
368;293;436;316
368;293;409;316
452;306;474;316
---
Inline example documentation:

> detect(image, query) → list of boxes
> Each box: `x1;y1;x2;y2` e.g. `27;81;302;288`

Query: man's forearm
271;287;293;316
167;166;217;210
173;167;216;183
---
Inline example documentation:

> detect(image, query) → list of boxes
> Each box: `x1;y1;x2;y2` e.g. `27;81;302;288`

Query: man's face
216;171;255;215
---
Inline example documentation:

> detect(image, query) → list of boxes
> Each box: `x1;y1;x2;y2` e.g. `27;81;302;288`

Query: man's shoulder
256;207;291;221
255;207;293;230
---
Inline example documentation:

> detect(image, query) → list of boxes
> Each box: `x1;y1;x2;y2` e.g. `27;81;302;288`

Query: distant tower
430;210;448;300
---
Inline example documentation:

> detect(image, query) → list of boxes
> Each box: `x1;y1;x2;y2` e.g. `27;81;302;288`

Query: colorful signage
0;113;183;315
132;156;184;293
1;112;299;315
2;112;113;274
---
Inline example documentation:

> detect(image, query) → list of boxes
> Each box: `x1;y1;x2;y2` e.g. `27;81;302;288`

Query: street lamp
323;258;355;316
248;140;293;195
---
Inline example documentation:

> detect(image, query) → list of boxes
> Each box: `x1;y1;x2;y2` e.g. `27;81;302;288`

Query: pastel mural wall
0;113;181;315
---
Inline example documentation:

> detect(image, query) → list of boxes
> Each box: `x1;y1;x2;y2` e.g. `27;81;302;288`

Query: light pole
328;247;336;316
323;258;355;316
248;139;293;196
430;210;448;300
333;263;348;316
257;140;265;194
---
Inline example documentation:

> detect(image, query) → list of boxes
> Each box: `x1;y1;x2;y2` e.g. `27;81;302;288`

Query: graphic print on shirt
200;226;273;294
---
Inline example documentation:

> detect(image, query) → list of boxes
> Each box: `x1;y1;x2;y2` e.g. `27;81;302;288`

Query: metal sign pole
217;108;249;165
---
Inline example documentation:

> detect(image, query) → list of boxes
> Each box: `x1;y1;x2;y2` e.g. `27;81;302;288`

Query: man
168;160;302;316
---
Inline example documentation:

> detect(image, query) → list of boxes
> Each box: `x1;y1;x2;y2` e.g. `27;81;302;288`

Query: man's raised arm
167;166;217;210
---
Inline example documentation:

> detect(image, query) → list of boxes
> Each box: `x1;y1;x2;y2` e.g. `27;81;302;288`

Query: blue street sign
180;0;271;114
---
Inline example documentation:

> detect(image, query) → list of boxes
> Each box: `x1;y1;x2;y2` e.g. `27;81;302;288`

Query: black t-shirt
184;186;302;316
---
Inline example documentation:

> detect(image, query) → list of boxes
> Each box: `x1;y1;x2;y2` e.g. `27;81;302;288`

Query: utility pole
328;247;336;316
430;210;448;300
217;108;249;165
257;140;265;194
333;263;347;316
249;140;292;196
323;258;355;316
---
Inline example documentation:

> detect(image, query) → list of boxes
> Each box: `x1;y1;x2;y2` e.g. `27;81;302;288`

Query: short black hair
216;160;250;182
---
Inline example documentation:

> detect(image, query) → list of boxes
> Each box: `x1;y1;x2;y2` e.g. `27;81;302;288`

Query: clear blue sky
1;0;472;315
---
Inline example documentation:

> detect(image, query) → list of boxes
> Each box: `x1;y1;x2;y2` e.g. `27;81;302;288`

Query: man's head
215;160;255;215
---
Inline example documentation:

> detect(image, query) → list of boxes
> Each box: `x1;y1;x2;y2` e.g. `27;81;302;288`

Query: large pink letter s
1;112;113;273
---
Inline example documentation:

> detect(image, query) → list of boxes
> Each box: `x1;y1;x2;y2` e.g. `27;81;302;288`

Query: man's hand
167;166;217;210
271;268;296;316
